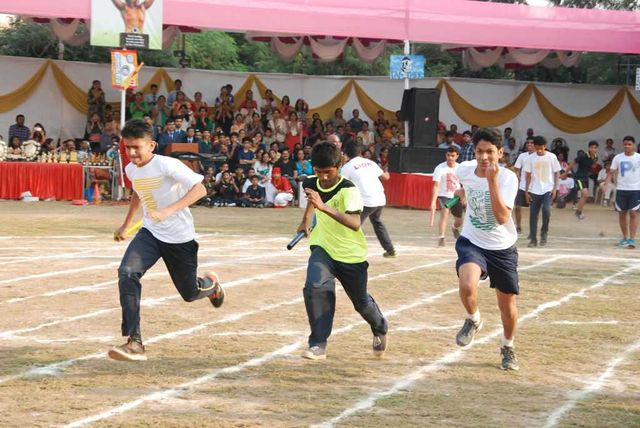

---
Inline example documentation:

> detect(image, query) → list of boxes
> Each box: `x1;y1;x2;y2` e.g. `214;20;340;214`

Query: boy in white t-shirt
109;119;226;362
453;128;520;371
604;136;640;248
512;138;535;235
524;136;561;247
340;141;396;257
430;146;463;247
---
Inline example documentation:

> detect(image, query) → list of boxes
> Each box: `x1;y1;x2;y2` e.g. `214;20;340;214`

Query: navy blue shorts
438;196;464;218
575;178;589;190
615;190;640;212
455;237;520;295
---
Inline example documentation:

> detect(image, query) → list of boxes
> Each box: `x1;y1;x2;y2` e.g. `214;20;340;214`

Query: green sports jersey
303;175;367;263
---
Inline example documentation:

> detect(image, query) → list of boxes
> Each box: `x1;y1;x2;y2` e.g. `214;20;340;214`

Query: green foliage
185;31;246;71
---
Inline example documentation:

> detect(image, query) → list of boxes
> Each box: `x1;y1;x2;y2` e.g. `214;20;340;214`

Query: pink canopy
3;0;640;54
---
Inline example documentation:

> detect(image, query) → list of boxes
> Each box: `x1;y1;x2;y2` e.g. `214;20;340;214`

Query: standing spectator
564;141;599;220
357;121;375;150
341;141;397;257
520;128;534;152
604;136;640;248
438;131;461;150
171;91;191;119
214;85;231;108
294;98;309;125
245;112;264;140
85;112;104;144
503;137;519;165
268;109;287;147
278;95;293;117
191;91;208;114
284;111;303;153
145;84;161;110
129;92;150;119
194;107;214;132
603;138;616;161
215;101;234;135
238;138;256;174
99;120;120;153
458;131;475;163
8;114;30;143
157;119;186;154
524;136;561;247
167;79;184;106
308;118;326;145
239;89;258;118
347;109;364;133
260;89;276;125
87;80;106;121
185;127;198;144
152;95;170;128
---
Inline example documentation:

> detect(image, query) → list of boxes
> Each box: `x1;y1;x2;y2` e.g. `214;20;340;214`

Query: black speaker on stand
391;88;443;173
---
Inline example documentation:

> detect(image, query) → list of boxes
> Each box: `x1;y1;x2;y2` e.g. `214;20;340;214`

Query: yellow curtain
352;81;396;124
253;75;282;104
444;81;534;127
626;88;640;123
533;86;626;134
140;68;168;94
0;60;50;113
162;69;175;93
308;80;354;121
232;75;256;111
50;61;89;114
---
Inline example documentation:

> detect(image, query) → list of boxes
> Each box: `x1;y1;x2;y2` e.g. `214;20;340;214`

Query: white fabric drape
467;47;504;68
308;36;349;62
49;18;80;41
506;48;551;66
271;37;304;62
352;38;386;63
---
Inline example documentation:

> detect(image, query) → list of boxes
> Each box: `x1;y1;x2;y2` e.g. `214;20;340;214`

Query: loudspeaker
399;88;440;148
388;147;446;173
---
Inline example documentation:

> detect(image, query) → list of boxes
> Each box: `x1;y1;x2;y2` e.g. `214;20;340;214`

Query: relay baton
444;195;460;209
287;216;316;250
114;219;143;242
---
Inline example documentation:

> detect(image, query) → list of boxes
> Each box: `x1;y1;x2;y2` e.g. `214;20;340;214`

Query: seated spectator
7;136;22;155
78;140;91;163
294;98;309;125
557;152;569;171
237;138;256;174
362;148;373;160
275;148;295;177
198;174;216;207
171;91;191;118
167;79;185;105
231;113;246;134
215;85;232;108
260;89;276;124
278;95;294;117
269;148;280;164
597;160;615;206
438;131;461;150
85;112;104;144
252;131;265;151
242;167;257;193
556;171;577;208
41;138;56;154
378;147;390;172
294;148;313;180
242;175;266;208
268;109;287;146
215;162;230;183
374;109;389;129
239;89;258;118
99;120;120;153
212;171;240;206
325;107;346;129
284;112;303;153
8;114;30;143
246;112;264;139
31;123;47;140
194;106;214;132
191;91;208;114
216;101;234;135
152;95;171;128
262;127;275;147
232;166;246;195
145;83;161;110
308;118;325;145
254;151;272;186
185;127;198;144
357;121;375;149
266;167;294;207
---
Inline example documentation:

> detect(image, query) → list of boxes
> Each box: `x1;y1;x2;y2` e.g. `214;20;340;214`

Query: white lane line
543;337;640;428
208;330;303;337
4;336;117;344
0;264;307;338
61;275;458;428
0;263;120;286
0;235;97;239
311;263;640;428
0;259;453;386
549;320;620;325
0;249;99;263
394;325;459;332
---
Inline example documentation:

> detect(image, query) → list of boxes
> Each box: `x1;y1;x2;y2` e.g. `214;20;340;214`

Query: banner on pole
91;0;163;50
111;50;139;90
390;55;425;80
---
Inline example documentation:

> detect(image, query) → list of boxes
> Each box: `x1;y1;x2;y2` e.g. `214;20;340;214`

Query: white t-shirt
513;152;532;191
610;152;640;191
557;177;575;196
457;161;518;250
340;156;386;207
126;155;203;244
432;161;460;198
523;151;561;195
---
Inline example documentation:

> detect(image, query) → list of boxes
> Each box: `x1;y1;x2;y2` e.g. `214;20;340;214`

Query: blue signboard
390;55;425;80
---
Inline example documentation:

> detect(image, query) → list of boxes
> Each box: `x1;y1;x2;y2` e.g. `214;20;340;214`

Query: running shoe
373;334;388;357
382;251;397;258
301;345;327;360
617;239;629;247
500;346;519;371
108;337;147;361
438;237;445;247
205;272;225;308
627;239;636;249
575;211;585;220
455;318;483;347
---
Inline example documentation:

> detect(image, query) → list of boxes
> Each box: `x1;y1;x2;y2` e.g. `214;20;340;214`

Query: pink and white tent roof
2;0;640;54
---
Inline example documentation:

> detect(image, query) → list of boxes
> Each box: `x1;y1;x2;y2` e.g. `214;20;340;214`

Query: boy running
454;129;521;371
297;142;388;360
512;138;534;234
524;136;561;247
430;146;464;246
604;136;640;248
109;119;225;361
564;141;599;220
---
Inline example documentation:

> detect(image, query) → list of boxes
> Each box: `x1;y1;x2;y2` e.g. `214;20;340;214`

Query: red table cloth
0;162;83;200
383;172;433;210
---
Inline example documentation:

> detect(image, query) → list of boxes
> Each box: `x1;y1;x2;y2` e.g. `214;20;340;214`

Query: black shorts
615;190;640;212
575;178;589;190
438;196;464;218
515;189;529;207
455;237;519;295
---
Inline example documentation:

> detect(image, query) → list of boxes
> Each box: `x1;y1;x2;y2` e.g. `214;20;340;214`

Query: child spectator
242;175;266;207
266;167;294;207
556;171;576;208
212;171;239;206
597;160;615;206
199;174;216;206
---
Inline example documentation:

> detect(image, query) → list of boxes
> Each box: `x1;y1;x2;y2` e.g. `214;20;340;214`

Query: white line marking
549;320;619;325
3;336;117;344
0;249;99;263
209;330;303;337
543;337;640;428
312;263;640;428
394;325;459;332
0;262;120;286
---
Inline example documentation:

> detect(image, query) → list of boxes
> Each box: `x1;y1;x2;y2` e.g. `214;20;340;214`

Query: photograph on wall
91;0;163;50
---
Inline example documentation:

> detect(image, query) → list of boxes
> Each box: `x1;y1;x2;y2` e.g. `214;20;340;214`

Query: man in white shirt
524;136;560;247
341;141;396;257
109;119;225;362
604;136;640;249
453;128;520;371
512;138;534;235
430;147;463;247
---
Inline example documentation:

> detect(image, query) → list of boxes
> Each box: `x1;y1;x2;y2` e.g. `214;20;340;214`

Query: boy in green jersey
297;142;388;360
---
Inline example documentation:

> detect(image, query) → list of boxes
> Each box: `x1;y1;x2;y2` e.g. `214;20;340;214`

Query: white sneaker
301;345;327;360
